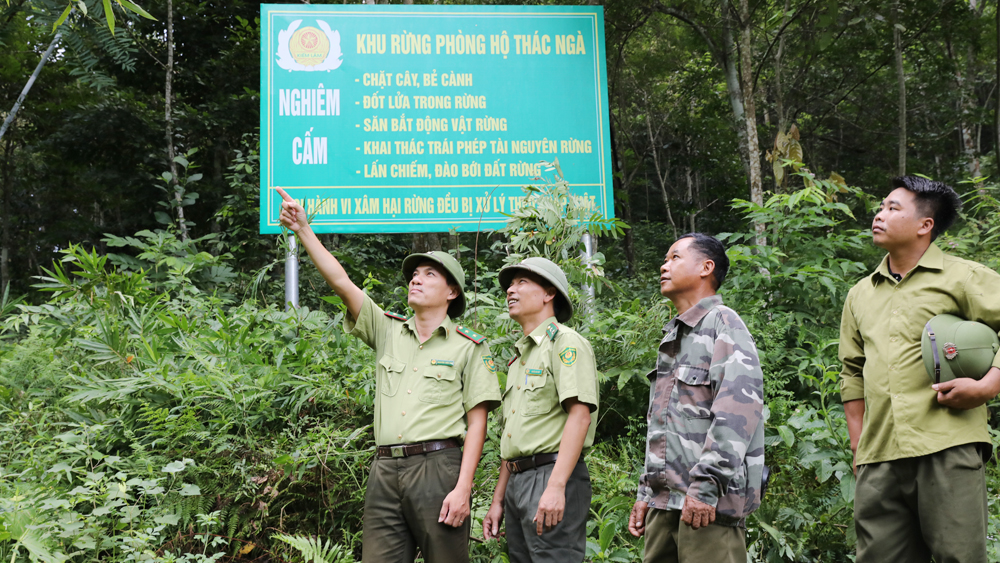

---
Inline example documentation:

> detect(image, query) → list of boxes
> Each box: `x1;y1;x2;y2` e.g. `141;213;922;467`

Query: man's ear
542;286;557;305
446;283;459;302
917;217;935;237
700;259;716;281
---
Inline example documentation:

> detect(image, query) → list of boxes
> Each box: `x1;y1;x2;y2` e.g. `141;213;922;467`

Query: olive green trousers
361;448;469;563
504;460;591;563
854;443;987;563
642;507;746;563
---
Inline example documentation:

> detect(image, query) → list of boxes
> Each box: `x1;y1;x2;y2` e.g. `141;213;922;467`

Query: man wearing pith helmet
482;257;598;563
276;187;501;563
839;176;1000;562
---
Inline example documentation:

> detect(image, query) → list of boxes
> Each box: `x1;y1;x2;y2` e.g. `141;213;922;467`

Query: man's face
872;187;932;250
506;272;554;323
659;237;710;299
408;262;457;311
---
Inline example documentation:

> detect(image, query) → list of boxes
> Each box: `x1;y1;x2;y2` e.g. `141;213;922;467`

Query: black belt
376;438;461;459
507;453;559;474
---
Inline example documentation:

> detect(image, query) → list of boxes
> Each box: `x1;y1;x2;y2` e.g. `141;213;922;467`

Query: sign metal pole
285;236;299;309
580;233;595;317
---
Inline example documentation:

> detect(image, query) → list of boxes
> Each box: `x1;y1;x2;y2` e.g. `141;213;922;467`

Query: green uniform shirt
345;293;501;446
500;318;599;460
839;243;1000;465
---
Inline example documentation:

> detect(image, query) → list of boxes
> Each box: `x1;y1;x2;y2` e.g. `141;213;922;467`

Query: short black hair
676;232;729;290
890;176;963;241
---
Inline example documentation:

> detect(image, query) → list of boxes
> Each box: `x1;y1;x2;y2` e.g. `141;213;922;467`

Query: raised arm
276;187;365;320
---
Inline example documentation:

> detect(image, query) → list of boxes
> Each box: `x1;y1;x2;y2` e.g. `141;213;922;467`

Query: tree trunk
774;0;791;131
737;0;765;245
412;233;442;253
894;0;906;176
996;2;999;162
449;233;460;260
165;0;189;241
609;118;635;276
646;112;678;240
959;44;981;179
719;1;750;181
0;19;65;145
0;135;11;291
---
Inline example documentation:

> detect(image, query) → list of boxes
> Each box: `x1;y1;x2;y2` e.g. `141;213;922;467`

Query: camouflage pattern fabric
637;295;765;527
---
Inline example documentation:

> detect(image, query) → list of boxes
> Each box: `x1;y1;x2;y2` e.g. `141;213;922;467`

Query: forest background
1;0;999;561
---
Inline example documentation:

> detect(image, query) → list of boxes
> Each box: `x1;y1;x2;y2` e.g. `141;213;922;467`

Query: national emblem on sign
943;342;959;360
276;19;344;71
559;347;577;367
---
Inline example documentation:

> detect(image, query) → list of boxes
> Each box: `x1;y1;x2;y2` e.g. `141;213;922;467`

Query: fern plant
272;533;354;563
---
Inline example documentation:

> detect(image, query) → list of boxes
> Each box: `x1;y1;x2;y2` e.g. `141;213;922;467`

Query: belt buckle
391;446;405;458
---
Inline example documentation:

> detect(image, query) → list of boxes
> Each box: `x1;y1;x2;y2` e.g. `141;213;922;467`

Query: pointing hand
276;187;308;232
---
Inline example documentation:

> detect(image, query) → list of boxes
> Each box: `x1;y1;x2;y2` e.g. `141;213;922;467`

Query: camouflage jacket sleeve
685;309;765;508
636;368;658;504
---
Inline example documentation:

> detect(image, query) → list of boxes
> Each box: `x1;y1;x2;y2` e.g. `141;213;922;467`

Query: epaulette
384;311;408;322
545;322;559;342
456;324;487;344
507;356;519;367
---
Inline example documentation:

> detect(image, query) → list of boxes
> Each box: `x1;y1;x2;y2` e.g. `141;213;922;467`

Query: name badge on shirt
430;359;455;366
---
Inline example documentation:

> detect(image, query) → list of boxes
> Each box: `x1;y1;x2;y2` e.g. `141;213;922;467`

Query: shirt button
407;389;412;394
401;411;406;416
517;385;521;390
507;433;511;437
398;434;402;439
413;367;418;372
437;374;441;379
512;409;516;413
419;345;423;349
520;360;526;366
892;310;898;315
890;337;897;342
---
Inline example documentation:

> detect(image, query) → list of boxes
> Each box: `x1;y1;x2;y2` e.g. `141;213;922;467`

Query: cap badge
943;343;959;360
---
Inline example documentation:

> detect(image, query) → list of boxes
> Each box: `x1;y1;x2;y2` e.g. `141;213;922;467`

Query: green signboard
260;4;612;234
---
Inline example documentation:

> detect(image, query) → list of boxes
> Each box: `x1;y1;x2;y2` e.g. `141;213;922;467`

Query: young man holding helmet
276;188;501;563
482;257;598;563
839;176;1000;562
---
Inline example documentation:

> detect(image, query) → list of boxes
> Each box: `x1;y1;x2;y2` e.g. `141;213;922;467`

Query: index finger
275;187;294;202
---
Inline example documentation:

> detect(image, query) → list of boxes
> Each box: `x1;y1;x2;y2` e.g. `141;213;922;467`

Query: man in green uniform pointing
482;257;598;563
276;188;501;563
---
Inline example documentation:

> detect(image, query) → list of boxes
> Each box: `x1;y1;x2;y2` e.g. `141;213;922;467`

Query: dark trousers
361;448;469;563
504;460;591;563
642;507;746;563
854;443;987;563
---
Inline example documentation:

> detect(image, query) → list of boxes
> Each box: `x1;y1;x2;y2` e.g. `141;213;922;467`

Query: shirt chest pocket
670;365;714;419
523;370;558;416
420;365;460;405
378;355;406;397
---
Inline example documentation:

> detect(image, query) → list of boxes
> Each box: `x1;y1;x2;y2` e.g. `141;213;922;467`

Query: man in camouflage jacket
628;233;765;563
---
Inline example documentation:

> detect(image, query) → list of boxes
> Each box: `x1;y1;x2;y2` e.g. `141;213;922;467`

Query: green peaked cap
921;314;1000;383
401;251;466;318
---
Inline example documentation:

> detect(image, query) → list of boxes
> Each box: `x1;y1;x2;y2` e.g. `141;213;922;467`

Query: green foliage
1;232;374;561
3;171;1000;562
272;534;354;563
